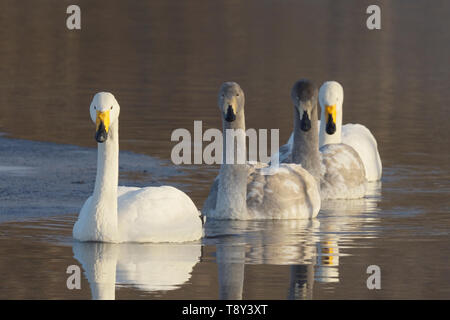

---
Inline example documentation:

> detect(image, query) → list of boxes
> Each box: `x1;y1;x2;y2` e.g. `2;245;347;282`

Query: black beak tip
225;114;236;122
95;131;107;143
300;110;311;132
326;114;336;135
95;122;108;143
326;126;336;135
225;106;236;122
301;122;311;132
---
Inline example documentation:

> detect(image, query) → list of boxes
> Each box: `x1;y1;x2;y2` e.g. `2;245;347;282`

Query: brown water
0;0;449;299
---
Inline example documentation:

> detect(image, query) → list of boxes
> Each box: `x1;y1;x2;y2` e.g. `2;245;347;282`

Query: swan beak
95;110;110;143
325;105;336;135
224;99;236;122
300;110;311;131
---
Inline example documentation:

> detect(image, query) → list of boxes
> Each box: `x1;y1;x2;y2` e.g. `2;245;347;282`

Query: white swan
202;82;320;220
277;81;382;182
73;92;202;243
319;81;382;181
281;79;367;200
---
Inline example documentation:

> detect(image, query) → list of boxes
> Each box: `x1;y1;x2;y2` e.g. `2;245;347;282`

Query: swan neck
90;120;119;239
221;112;246;163
217;111;248;218
292;106;321;185
94;120;119;199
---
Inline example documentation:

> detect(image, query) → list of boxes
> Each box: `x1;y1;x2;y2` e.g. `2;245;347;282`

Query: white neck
319;105;342;146
90;120;119;242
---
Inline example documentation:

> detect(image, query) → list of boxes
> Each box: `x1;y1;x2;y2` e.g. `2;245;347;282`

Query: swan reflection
72;242;201;300
315;181;381;284
206;181;381;299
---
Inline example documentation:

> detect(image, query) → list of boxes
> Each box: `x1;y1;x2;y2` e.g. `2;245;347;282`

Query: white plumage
75;186;202;243
73;92;202;243
342;123;382;182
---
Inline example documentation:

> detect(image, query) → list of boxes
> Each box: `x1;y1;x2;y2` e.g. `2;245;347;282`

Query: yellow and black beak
325;105;336;135
95;110;110;143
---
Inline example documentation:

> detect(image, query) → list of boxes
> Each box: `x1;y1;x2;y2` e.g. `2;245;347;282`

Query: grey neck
221;113;246;164
292;106;321;185
216;111;248;218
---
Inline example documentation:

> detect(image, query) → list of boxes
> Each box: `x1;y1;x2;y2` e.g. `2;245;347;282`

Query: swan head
218;82;245;122
89;92;120;143
319;81;343;135
291;79;318;132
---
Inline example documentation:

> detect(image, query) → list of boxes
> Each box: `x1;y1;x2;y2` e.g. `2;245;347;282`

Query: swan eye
94;106;96;110
236;93;239;96
111;106;113;110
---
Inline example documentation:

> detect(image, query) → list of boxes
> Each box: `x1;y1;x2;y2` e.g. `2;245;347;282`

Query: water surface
0;0;449;299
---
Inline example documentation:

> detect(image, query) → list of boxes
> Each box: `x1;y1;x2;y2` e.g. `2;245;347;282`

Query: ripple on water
0;135;188;222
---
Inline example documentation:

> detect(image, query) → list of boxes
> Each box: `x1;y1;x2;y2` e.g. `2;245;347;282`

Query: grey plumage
202;82;321;220
286;79;367;199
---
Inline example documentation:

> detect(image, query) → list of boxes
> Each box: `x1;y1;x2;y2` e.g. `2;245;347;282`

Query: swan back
117;186;203;243
320;143;367;199
246;163;321;220
342;124;382;181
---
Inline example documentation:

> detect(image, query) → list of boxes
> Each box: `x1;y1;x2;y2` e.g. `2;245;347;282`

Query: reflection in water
288;264;315;300
206;182;381;299
315;240;340;284
217;243;245;300
207;219;319;300
315;181;381;285
73;242;201;300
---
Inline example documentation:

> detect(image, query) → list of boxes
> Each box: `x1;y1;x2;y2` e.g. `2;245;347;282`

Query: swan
202;82;320;220
319;81;382;181
285;79;367;200
276;81;382;182
73;92;203;243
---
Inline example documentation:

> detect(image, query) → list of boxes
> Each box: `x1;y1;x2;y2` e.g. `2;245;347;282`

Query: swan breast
246;163;321;219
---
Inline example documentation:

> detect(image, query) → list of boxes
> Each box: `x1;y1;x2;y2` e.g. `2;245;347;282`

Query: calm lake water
0;0;449;299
